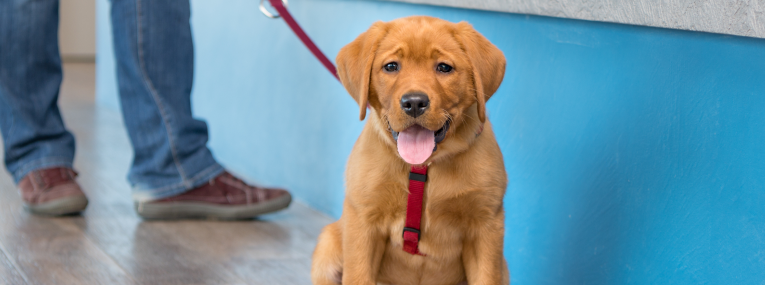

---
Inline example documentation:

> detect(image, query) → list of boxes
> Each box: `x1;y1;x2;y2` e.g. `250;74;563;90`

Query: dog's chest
377;203;468;284
387;199;467;258
378;177;486;258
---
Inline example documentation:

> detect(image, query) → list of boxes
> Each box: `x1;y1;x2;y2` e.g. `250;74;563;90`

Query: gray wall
382;0;765;38
60;0;96;61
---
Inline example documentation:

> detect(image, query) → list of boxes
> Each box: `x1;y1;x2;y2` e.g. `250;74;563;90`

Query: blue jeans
0;0;224;201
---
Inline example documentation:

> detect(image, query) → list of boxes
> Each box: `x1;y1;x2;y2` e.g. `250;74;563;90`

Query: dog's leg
341;209;386;285
462;213;509;285
312;222;344;285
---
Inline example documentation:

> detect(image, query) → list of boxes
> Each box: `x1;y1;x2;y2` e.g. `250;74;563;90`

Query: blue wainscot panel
96;0;765;284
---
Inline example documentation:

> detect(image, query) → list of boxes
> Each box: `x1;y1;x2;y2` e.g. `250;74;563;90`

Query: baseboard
61;54;96;63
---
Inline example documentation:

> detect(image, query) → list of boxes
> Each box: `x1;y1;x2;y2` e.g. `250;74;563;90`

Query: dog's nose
400;93;430;118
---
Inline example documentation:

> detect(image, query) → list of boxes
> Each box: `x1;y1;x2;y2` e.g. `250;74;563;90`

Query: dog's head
337;16;505;165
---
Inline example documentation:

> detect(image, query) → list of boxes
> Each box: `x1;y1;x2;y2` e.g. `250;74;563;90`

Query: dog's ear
336;21;388;121
454;22;506;123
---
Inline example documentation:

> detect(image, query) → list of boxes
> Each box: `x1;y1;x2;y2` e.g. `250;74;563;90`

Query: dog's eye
436;63;453;73
384;62;399;72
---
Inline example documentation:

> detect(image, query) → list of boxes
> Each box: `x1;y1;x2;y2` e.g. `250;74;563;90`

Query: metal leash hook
258;0;339;80
260;0;288;19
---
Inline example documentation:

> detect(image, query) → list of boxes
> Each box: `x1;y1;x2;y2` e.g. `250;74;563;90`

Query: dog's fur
311;16;509;285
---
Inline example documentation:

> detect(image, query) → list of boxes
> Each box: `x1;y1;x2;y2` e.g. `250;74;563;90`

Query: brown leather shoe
18;167;89;216
135;171;292;220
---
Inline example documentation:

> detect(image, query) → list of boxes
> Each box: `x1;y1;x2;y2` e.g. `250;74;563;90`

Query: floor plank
0;63;333;284
0;174;134;285
0;242;28;285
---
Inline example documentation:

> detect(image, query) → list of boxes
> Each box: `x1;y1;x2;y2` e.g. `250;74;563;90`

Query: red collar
403;165;427;255
475;123;484;137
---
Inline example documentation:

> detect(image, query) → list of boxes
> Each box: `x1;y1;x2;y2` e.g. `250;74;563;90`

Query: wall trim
381;0;765;39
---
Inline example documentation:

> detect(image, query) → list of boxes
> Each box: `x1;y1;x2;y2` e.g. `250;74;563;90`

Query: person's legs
109;0;224;201
0;0;88;215
109;0;291;219
0;0;75;181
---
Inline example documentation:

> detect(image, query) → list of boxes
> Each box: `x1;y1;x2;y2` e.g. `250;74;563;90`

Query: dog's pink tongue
397;125;435;165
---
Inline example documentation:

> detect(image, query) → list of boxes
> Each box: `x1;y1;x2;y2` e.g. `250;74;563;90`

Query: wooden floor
0;63;332;285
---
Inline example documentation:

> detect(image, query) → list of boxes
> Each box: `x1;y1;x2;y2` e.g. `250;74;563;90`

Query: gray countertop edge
380;0;765;39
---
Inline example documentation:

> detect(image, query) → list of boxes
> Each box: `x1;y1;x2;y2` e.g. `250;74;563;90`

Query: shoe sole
24;195;89;216
135;193;292;220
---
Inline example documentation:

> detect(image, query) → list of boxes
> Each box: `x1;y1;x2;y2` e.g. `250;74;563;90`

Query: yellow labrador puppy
312;16;509;285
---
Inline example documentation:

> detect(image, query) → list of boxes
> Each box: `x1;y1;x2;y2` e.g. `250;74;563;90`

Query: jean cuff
12;157;74;184
131;163;225;202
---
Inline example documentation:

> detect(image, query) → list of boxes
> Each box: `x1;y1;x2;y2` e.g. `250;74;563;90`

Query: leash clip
408;172;427;182
403;227;421;238
259;0;288;19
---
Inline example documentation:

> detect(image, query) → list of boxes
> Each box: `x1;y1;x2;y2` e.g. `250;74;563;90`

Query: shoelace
34;169;78;190
217;174;267;204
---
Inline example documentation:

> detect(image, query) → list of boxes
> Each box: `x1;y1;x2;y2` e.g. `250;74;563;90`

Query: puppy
312;16;508;285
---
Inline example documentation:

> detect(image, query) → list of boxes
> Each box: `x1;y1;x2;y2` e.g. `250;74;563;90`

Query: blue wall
96;0;765;284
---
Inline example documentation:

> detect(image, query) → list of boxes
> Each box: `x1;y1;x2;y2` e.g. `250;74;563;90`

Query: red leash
404;165;428;255
267;0;339;81
265;2;426;256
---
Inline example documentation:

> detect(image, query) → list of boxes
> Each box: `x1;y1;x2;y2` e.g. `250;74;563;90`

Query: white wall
59;0;96;61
